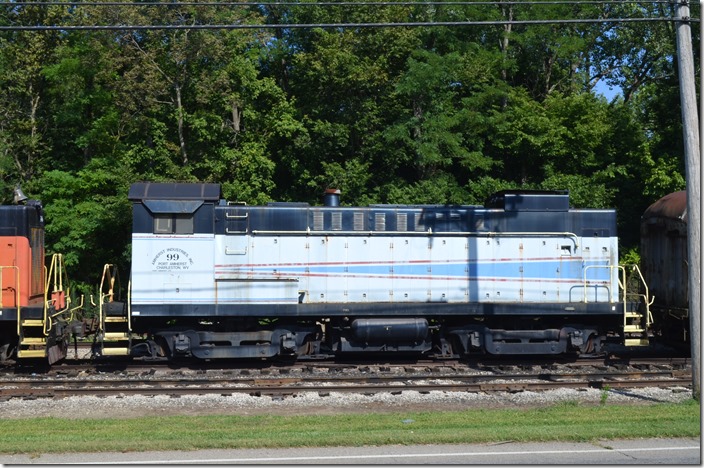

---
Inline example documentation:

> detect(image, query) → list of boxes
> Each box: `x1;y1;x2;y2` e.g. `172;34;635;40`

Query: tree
33;165;133;293
0;3;67;186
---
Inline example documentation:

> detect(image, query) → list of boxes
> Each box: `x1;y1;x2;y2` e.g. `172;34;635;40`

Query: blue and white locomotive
95;182;650;359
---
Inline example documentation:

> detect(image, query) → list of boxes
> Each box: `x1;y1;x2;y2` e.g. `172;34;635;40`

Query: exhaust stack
323;188;340;207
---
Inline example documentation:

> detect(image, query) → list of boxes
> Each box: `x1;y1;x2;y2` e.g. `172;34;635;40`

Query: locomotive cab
125;182;317;359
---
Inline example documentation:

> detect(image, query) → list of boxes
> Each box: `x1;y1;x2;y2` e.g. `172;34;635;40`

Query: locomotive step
17;349;47;358
624;338;650;346
104;317;128;323
20;319;44;327
624;325;645;333
20;337;47;345
102;332;130;340
100;347;130;356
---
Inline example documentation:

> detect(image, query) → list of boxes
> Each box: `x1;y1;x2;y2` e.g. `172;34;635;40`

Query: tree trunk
174;84;188;166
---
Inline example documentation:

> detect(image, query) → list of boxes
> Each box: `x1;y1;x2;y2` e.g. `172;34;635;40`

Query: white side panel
493;238;521;302
472;237;498;301
578;236;619;303
206;232;619;306
131;234;214;305
428;237;451;302
215;235;300;304
278;236;309;301
390;237;430;303
324;236;347;302
215;279;299;304
447;238;469;302
305;236;328;303
163;283;191;303
364;237;394;302
344;237;372;303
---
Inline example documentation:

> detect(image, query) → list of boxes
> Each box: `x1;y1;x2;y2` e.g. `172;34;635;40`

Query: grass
0;399;699;454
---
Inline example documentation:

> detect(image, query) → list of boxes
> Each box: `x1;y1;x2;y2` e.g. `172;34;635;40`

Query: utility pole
675;0;700;400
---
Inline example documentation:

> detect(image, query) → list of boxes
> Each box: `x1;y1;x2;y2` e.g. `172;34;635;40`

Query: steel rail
0;369;688;386
1;355;693;376
0;378;691;400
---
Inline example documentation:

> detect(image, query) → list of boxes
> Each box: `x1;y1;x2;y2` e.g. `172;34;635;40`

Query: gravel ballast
0;386;694;419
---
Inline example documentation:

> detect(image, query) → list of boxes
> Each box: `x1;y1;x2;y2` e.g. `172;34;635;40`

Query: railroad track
1;355;692;376
0;369;692;400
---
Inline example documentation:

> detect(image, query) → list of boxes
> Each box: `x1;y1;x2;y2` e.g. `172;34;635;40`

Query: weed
600;385;612;405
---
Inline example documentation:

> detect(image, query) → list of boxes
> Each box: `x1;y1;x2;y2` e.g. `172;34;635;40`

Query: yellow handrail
44;254;72;336
127;279;131;332
583;263;654;330
622;264;655;329
98;264;121;334
68;294;85;322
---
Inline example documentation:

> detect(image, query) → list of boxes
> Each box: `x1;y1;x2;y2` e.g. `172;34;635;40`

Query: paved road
0;438;700;465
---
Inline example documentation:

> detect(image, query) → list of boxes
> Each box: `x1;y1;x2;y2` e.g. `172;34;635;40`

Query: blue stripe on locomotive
218;259;608;280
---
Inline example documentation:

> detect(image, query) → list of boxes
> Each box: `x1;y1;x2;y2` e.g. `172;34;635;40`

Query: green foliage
638;150;687;199
619;247;641;266
121;120;189;181
385;50;494;180
382;173;470;205
220;142;276;205
600;385;611;405
34;164;133;289
311;158;374;206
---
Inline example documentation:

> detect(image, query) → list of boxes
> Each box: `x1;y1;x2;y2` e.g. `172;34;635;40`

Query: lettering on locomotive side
151;247;194;271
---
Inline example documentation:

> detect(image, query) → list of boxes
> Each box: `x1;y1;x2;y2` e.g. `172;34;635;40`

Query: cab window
154;215;193;234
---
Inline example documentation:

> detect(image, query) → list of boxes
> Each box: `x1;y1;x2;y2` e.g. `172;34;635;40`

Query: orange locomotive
0;186;74;364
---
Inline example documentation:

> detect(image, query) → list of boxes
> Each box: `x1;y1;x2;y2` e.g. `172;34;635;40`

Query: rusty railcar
640;191;690;346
